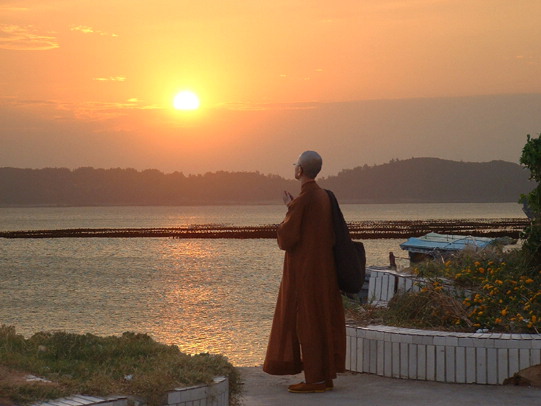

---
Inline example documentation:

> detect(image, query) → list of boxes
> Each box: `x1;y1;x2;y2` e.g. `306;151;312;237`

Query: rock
503;364;541;387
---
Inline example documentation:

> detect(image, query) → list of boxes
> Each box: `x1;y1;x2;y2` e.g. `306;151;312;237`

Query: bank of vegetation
0;328;241;406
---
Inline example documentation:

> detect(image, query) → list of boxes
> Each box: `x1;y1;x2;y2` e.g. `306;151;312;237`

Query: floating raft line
0;218;529;239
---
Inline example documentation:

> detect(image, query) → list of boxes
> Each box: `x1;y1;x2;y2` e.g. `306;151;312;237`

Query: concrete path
238;367;541;406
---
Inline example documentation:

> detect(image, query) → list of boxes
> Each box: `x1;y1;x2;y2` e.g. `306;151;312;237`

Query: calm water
0;203;524;366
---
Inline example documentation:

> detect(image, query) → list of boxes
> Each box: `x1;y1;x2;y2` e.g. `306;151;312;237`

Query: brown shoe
325;380;334;391
288;382;326;393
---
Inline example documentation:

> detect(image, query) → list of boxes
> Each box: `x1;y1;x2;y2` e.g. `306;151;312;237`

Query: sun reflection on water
0;235;408;366
125;238;281;365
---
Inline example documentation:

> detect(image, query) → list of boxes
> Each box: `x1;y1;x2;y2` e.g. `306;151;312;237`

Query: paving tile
498;348;509;384
455;346;466;383
476;347;487;384
426;344;436;381
399;343;409;378
436;346;446;382
445;346;456;383
408;344;417;379
487;348;498;384
384;341;393;377
465;347;476;383
376;340;385;375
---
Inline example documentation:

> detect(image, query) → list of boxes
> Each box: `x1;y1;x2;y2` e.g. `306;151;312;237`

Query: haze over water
0;203;525;366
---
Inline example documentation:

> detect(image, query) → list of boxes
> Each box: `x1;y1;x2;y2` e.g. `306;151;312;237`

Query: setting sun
173;91;200;110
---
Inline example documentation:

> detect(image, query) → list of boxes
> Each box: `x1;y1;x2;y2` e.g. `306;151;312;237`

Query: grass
0;327;242;406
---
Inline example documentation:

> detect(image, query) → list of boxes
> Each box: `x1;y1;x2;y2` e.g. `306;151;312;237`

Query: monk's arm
277;199;303;251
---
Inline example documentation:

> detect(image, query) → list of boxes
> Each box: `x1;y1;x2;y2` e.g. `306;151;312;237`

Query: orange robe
263;180;346;383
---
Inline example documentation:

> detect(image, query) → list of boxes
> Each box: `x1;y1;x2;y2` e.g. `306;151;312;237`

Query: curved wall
346;325;541;384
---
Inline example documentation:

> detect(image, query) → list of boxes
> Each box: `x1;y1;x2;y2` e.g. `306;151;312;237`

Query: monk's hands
282;190;294;205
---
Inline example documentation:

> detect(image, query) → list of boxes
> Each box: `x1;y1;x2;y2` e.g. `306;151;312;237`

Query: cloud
217;101;319;111
0;6;29;13
70;25;118;37
0;24;58;50
0;95;155;125
93;76;127;82
514;54;539;66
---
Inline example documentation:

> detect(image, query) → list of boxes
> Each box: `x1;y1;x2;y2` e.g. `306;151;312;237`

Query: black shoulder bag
326;189;366;293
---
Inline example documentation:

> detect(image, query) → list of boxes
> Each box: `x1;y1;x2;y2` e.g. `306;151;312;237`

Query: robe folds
263;180;346;383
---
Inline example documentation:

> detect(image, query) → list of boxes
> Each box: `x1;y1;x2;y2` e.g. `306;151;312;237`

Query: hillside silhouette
320;158;533;203
0;158;534;206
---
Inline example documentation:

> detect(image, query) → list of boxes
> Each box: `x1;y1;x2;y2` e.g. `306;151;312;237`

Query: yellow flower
501;308;508;316
474;261;481;267
532;315;538;323
495;318;502;324
525;278;534;284
478;268;485;274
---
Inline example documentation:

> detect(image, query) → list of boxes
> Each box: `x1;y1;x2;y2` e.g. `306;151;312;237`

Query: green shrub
520;133;541;264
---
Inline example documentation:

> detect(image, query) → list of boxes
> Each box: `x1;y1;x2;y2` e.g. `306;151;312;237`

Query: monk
263;150;346;393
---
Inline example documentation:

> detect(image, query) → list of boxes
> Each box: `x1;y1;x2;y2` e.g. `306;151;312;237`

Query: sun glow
173;90;200;110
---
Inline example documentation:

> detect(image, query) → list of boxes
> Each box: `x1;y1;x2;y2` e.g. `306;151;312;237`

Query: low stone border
366;267;419;306
34;395;128;406
34;377;229;406
346;324;541;384
166;376;229;406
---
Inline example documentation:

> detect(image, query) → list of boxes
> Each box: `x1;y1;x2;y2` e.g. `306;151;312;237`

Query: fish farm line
0;218;529;239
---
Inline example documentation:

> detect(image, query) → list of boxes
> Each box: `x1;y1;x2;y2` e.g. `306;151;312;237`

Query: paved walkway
238;367;541;406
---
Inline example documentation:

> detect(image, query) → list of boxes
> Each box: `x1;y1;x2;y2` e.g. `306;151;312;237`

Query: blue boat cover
399;232;495;254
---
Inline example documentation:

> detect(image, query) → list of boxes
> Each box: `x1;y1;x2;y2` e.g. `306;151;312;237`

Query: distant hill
320;158;533;203
0;158;534;206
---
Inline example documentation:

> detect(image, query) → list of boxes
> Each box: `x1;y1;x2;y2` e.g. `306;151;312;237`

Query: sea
0;203;525;366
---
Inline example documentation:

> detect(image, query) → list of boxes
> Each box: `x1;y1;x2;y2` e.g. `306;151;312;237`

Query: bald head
297;150;322;179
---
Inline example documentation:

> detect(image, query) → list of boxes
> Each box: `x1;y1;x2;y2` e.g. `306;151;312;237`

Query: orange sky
1;0;541;177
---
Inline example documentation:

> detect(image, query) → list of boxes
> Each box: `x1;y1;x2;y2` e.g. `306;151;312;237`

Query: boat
399;232;497;263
